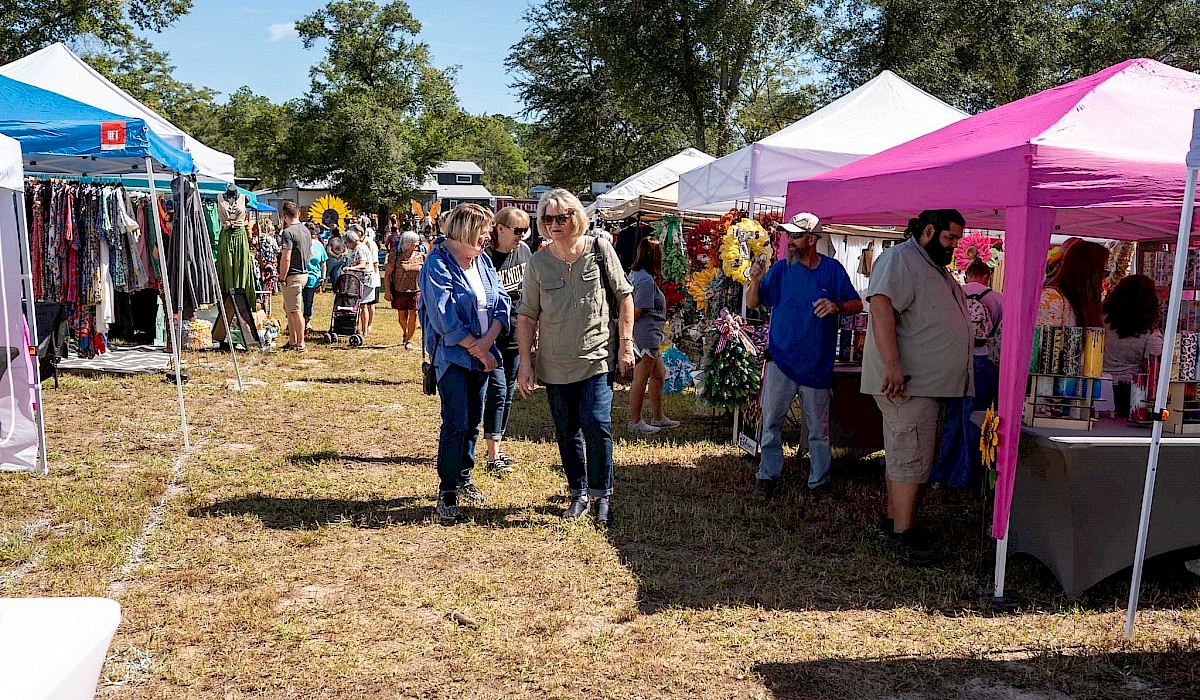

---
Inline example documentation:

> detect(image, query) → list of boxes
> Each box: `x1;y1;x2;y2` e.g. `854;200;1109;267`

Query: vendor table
829;365;884;450
1006;419;1200;596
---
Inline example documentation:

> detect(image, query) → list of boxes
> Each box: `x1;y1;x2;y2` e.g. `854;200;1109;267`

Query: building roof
430;161;483;175
422;183;495;200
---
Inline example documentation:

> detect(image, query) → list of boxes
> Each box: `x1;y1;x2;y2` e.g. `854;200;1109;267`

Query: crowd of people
254;191;1162;565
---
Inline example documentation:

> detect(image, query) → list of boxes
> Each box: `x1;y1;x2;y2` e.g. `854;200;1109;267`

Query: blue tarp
0;75;194;175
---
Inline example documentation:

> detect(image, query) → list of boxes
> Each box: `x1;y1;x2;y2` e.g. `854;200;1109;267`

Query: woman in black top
482;206;532;475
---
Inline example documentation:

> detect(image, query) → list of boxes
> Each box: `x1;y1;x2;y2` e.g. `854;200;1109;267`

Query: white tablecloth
0;597;121;700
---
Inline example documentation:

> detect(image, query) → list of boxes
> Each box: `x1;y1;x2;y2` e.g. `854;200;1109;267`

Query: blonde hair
536;188;588;239
495;206;530;230
443;203;493;247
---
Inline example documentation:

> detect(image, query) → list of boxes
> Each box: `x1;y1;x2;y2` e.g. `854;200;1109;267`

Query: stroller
326;269;365;347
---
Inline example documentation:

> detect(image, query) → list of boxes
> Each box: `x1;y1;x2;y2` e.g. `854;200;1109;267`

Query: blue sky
140;0;528;116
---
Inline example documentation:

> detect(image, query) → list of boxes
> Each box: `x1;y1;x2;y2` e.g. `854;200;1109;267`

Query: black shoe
875;513;899;542
436;491;461;524
563;494;590;519
891;529;939;566
808;483;831;502
456;482;487;504
750;478;779;501
593;497;613;527
484;459;514;477
497;452;518;468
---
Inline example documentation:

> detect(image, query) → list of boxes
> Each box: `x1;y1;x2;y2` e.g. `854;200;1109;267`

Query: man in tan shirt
862;209;972;565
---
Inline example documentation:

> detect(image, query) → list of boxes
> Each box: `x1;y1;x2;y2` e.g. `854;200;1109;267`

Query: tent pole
993;527;1010;598
12;191;48;475
144;159;190;450
1125;163;1198;638
733;145;760;448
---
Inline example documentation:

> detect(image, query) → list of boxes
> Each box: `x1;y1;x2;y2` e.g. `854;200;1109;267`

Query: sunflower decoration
953;231;995;271
979;404;1001;489
687;266;720;310
310;194;352;230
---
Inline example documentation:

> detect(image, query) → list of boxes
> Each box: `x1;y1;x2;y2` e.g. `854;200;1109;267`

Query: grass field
2;292;1199;699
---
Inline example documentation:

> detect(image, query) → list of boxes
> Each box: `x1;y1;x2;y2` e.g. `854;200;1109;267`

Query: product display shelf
1024;374;1099;430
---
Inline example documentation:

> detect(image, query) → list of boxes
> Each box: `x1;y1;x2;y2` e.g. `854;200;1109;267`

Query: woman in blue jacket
419;204;511;524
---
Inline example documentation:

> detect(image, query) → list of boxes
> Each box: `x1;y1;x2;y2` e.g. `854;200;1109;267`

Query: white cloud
266;22;297;43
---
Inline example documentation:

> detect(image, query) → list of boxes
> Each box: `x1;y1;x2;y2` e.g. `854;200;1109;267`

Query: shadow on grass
286;450;433;467
754;650;1200;700
189;495;561;530
603;449;1200;615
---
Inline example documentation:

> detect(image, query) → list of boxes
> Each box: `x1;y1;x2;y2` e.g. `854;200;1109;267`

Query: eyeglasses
513;227;529;236
540;213;573;226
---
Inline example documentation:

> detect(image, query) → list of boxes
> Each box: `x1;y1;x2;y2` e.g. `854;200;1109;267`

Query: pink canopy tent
782;58;1200;571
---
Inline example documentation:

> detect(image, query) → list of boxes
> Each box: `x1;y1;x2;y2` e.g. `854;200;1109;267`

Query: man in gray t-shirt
862;209;972;566
278;201;312;350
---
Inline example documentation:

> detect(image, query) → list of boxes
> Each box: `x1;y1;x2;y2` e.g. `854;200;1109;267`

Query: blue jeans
545;372;615;497
302;286;318;321
932;396;974;489
755;361;832;488
436;363;488;493
483;347;520;440
973;355;999;411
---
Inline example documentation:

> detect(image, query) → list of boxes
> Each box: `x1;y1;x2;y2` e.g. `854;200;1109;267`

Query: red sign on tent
100;121;126;151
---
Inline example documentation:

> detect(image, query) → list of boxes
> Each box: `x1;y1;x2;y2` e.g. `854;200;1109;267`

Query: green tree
508;0;817;191
85;38;218;144
1069;0;1200;74
447;114;532;198
206;88;296;189
292;0;460;210
0;1;192;63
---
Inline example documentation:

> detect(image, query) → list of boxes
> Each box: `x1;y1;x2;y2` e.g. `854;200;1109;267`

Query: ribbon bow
713;308;758;356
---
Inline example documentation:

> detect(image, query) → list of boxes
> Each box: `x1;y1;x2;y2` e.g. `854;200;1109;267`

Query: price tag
100;121;126;151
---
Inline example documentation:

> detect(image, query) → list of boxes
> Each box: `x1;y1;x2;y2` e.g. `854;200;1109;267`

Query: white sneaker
650;417;681;429
626;421;661;435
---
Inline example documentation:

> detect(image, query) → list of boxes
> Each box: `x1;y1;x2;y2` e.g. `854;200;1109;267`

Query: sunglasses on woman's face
540;213;573;226
512;227;529;236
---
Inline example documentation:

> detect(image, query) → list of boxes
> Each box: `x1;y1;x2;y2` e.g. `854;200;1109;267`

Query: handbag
422;340;438;395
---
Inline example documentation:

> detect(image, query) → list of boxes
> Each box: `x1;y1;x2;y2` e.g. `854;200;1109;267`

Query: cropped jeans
755;361;833;488
483;347;520;440
545;372;615;498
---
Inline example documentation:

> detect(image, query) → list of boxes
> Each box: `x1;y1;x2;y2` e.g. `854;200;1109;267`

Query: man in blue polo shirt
746;212;862;500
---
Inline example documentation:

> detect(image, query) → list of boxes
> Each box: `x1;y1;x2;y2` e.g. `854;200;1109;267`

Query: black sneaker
808;483;832;503
750;478;779;501
497;452;518;468
875;513;899;542
891;529;939;566
436;491;461;524
456;483;487;504
484;459;514;477
563;494;590;519
593;497;613;527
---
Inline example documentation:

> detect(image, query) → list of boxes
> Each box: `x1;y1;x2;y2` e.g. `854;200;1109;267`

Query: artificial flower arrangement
701;309;763;410
980;404;1000;489
720;228;751;284
687;266;721;310
686;220;723;270
660;216;688;284
953;231;1001;271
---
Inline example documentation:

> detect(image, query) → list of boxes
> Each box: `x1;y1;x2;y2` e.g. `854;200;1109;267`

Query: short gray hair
399;231;420;251
344;230;360;244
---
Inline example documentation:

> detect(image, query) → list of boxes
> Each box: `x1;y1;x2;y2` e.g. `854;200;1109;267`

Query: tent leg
1125;163;1199;638
215;293;244;390
12;191;48;475
145;159;190;451
733;147;760;450
993;531;1009;598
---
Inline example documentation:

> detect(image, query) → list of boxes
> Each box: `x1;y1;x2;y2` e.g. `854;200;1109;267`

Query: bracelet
620;336;633;342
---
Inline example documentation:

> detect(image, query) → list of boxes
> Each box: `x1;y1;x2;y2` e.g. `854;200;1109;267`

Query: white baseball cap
778;212;822;236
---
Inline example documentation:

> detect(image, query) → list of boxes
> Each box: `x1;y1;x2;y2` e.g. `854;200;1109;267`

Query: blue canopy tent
0;74;203;449
0;75;193;176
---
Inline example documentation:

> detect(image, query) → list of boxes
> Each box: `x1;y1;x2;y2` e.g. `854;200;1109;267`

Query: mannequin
212;186;259;347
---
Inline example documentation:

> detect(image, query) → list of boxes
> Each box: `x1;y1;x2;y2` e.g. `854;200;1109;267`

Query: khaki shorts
282;273;306;313
874;394;941;484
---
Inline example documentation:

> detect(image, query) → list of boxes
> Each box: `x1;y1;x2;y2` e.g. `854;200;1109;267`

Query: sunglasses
787;229;819;240
512;227;529;236
540;213;574;226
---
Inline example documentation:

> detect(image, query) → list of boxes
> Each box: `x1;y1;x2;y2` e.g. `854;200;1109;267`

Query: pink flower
954;232;995;270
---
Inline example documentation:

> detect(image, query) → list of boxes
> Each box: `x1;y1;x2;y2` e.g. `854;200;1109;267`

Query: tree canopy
0;1;192;64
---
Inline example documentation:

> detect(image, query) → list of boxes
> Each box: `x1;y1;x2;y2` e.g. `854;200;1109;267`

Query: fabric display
25;178;166;357
1031;325;1105;378
1179;332;1199;381
1082;328;1105;378
255;229;280;294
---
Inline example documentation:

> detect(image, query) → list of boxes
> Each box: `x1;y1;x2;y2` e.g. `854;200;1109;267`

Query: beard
923;236;954;267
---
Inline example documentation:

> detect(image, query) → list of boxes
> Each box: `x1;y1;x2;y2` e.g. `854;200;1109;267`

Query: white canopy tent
587;148;714;213
677;71;968;214
0;43;236;183
0;133;48;473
